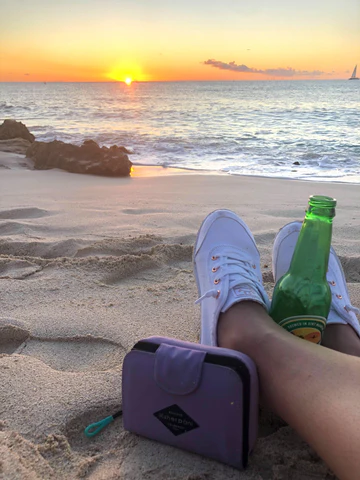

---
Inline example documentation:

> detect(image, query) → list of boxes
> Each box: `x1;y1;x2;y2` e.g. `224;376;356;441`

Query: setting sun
106;60;149;83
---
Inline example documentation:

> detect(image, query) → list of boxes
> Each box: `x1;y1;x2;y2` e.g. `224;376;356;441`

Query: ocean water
1;81;359;182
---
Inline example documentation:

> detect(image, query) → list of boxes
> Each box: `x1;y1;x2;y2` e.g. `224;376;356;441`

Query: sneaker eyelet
216;290;220;299
252;264;256;269
336;294;342;299
211;256;218;261
214;279;220;285
212;266;218;272
330;281;336;286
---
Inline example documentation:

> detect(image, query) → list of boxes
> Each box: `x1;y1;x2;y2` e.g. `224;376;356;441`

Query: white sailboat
349;65;359;80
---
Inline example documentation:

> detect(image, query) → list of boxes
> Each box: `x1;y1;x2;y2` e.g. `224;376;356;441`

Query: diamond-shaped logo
154;404;199;436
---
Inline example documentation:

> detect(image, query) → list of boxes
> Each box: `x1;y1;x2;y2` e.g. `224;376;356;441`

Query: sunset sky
1;0;359;82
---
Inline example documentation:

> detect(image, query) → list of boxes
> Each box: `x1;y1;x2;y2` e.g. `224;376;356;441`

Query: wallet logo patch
154;404;199;436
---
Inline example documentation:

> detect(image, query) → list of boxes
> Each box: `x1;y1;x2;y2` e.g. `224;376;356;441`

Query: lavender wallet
122;336;259;469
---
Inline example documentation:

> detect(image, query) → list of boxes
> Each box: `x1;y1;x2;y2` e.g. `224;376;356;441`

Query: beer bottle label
278;316;327;344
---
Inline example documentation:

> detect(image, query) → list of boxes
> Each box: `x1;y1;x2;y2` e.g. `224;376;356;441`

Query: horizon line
0;79;350;84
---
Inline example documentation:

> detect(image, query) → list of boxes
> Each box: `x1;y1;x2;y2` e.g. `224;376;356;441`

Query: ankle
322;324;360;358
217;301;273;352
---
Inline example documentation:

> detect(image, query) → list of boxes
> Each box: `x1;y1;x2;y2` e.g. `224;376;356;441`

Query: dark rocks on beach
293;161;300;165
0;119;35;143
111;145;132;155
26;139;133;177
0;120;133;177
0;138;32;155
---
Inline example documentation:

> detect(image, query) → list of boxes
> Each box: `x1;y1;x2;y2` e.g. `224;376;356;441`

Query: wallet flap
154;343;206;395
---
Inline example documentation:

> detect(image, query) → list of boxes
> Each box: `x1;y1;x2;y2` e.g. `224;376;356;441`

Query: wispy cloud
203;59;324;77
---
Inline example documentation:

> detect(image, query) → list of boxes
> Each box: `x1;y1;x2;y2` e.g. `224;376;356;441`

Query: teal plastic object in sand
84;410;122;437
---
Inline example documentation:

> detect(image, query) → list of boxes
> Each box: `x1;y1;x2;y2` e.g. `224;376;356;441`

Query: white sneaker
193;209;270;346
272;221;360;337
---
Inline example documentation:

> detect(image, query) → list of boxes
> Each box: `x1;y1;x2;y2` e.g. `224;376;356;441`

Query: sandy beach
1;150;360;479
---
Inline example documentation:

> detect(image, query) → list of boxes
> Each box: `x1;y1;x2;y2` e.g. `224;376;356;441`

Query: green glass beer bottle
269;195;336;344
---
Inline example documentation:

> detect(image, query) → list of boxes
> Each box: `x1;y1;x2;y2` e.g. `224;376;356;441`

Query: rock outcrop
0;120;35;143
26;139;132;177
0;138;32;155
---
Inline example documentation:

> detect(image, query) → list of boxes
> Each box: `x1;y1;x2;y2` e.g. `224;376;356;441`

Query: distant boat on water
349;65;359;80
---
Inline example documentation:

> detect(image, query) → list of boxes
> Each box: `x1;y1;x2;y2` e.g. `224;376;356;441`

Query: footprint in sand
0;259;42;279
122;208;161;215
102;243;193;285
0;319;125;372
0;207;52;220
20;337;126;372
0;221;32;236
0;207;55;239
0;319;30;354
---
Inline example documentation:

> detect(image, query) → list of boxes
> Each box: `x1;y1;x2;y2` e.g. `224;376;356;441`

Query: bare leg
323;324;360;357
218;301;360;480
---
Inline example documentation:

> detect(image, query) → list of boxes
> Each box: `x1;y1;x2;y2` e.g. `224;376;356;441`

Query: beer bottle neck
289;213;333;281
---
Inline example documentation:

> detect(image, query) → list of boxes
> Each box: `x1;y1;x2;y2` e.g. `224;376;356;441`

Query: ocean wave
0;102;14;111
1;80;360;183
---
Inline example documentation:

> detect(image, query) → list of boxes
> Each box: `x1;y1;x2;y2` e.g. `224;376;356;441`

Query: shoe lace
332;299;360;317
345;304;360;315
195;250;267;305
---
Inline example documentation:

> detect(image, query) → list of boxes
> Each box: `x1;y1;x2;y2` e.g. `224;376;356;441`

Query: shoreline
131;162;360;185
2;150;360;186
